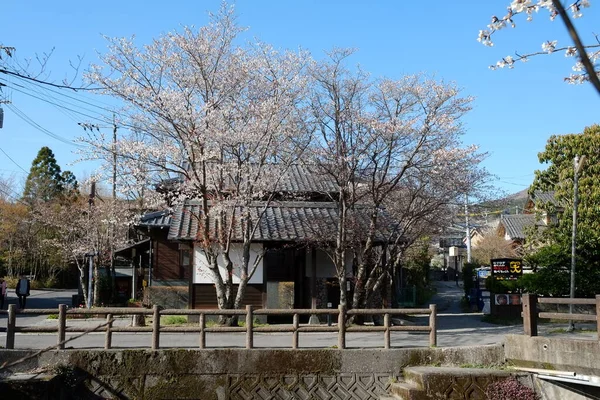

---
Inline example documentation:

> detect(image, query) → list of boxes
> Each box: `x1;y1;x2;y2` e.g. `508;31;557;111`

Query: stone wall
505;334;600;376
1;345;504;400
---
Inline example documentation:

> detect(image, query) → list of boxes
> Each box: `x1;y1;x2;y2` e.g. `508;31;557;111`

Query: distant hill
466;188;530;228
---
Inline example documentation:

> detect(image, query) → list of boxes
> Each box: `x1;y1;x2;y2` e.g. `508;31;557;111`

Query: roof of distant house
531;190;558;207
137;210;172;228
499;213;538;240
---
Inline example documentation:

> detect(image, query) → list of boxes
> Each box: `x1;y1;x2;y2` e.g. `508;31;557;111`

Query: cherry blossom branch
552;0;600;92
479;0;600;94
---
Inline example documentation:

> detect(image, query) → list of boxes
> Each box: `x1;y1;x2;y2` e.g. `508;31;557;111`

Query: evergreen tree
22;147;75;203
527;124;600;297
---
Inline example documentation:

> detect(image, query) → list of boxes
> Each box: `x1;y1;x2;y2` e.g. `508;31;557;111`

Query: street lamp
568;154;586;332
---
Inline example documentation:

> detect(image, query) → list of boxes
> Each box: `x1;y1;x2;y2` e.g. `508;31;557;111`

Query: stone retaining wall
1;345;504;399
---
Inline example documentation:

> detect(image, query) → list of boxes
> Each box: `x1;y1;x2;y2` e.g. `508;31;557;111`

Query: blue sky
1;0;599;197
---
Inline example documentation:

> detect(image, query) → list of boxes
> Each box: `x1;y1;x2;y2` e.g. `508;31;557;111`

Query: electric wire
0;146;28;173
3;82;108;124
6;103;85;148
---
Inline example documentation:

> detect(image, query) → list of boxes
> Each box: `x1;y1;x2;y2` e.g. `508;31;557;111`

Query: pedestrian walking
0;278;6;309
15;274;30;309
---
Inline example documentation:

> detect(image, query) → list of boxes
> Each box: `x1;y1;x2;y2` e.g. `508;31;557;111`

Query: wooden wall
153;240;181;280
192;284;265;309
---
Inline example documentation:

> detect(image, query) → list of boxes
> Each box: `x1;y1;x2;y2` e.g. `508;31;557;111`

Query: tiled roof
500;214;537;240
532;191;557;206
161;164;338;194
137;210;172;227
272;164;338;193
168;200;397;243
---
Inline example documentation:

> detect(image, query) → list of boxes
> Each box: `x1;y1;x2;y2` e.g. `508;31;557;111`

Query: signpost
490;258;523;317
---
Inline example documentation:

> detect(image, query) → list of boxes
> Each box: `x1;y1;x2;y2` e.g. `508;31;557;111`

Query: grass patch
481;315;522;325
160;315;188;325
47;314;58;320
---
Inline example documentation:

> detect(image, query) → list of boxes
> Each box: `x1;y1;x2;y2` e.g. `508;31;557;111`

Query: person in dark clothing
15;275;30;309
0;278;6;309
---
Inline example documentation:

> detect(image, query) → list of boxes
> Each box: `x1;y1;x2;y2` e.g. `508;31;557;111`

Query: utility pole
0;99;11;129
87;181;96;309
110;115;118;301
465;194;471;263
568;154;586;332
112;114;117;200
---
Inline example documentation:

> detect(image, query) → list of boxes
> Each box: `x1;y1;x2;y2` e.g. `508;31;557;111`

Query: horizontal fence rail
522;293;600;339
1;304;437;350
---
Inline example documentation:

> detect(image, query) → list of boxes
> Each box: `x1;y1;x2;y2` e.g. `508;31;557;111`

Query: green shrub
161;315;188;325
43;277;59;288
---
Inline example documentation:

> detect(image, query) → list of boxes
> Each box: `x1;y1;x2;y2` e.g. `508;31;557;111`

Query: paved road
0;284;594;349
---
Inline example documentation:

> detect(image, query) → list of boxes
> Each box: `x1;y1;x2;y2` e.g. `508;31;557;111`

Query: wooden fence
522;293;600;339
1;304;437;350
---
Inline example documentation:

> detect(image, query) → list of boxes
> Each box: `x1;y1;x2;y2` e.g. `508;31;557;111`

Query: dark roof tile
168;201;396;243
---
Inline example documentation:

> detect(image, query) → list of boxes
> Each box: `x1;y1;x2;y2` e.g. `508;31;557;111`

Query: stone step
398;366;522;400
387;381;426;400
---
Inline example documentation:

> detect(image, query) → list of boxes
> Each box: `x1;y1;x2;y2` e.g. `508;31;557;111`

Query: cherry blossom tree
308;49;487;311
82;4;312;317
479;0;600;93
37;191;131;307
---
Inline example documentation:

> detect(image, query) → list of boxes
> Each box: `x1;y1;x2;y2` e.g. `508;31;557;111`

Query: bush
3;276;18;289
161;315;188;325
43;277;59;288
485;378;538;400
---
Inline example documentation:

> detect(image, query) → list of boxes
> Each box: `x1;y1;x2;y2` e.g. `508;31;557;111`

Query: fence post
384;313;391;349
522;293;538;337
58;304;66;349
246;305;253;349
199;313;205;349
429;304;437;347
152;305;160;350
105;313;113;350
338;305;346;349
292;313;299;349
6;304;16;349
596;294;600;340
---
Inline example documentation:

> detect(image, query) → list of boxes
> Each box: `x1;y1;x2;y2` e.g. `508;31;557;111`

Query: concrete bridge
1;334;599;399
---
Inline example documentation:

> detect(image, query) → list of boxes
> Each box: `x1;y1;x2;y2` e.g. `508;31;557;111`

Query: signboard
494;293;522;306
490;258;523;281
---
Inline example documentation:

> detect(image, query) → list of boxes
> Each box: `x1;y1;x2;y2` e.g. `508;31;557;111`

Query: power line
0;67;98;91
0;146;28;173
3;82;108;124
6;103;84;147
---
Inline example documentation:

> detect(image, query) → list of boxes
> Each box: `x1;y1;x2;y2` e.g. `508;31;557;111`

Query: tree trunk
93;260;100;307
76;260;88;308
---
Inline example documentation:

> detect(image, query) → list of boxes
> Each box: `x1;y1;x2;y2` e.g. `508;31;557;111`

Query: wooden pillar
105;313;113;350
522;293;538;337
199;313;205;349
429;304;437;347
152;305;160;350
338;305;346;349
311;247;317;309
58;304;66;349
6;304;15;349
309;247;320;325
595;295;600;341
246;305;254;349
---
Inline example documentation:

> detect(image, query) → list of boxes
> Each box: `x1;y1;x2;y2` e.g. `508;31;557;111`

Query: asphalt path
0;283;594;350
